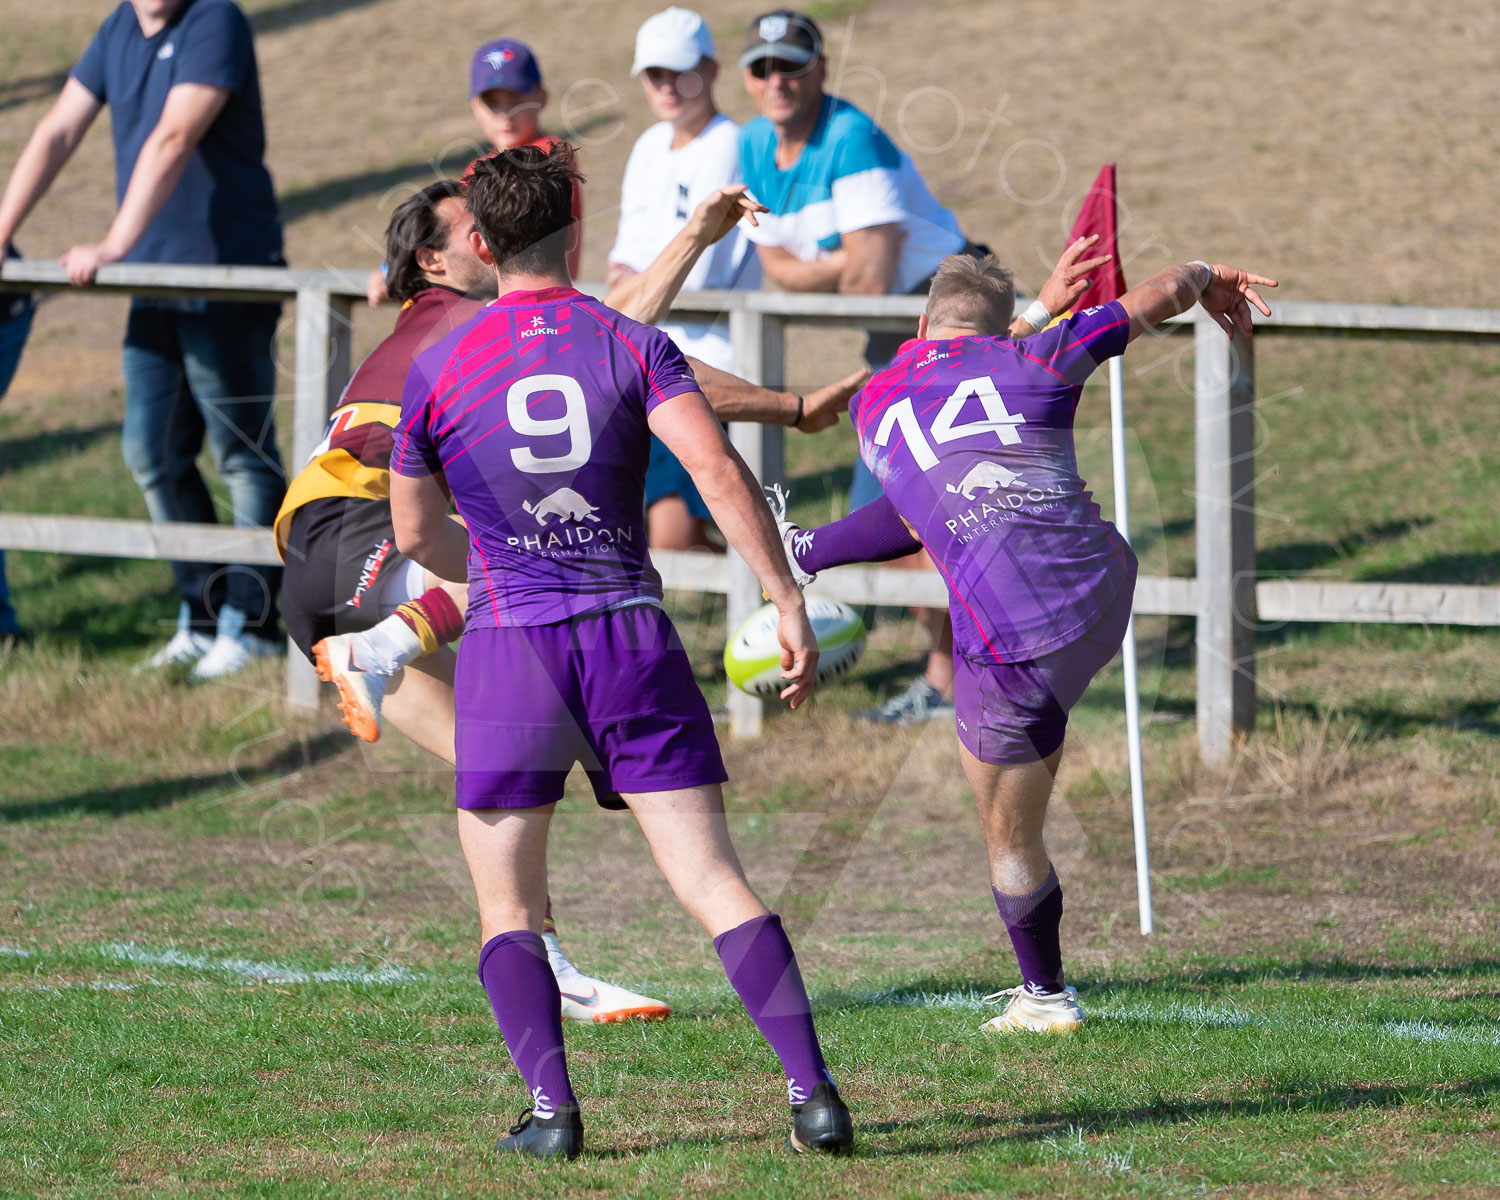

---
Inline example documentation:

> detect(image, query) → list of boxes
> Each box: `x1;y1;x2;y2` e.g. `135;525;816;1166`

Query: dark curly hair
383;180;466;304
464;142;584;277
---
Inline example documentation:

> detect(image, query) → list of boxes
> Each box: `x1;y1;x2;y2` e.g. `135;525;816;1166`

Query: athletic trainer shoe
312;632;391;743
787;1080;854;1155
189;631;283;682
979;984;1085;1035
855;676;955;725
494;1103;583;1161
546;932;670;1023
765;484;817;587
557;974;671;1024
134;629;213;673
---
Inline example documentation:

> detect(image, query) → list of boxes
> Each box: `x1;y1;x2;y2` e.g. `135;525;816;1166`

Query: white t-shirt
609;113;761;371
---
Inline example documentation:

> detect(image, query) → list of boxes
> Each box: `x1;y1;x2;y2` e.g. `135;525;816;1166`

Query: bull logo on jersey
947;461;1023;500
523;487;601;525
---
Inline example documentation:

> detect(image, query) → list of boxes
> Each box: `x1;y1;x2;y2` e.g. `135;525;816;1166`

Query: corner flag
1067;164;1127;310
1067;164;1152;934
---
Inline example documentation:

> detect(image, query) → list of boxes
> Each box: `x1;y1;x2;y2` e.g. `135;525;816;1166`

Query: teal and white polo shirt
738;95;966;293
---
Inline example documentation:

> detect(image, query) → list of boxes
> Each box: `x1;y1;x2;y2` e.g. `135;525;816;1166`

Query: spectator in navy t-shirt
0;0;288;679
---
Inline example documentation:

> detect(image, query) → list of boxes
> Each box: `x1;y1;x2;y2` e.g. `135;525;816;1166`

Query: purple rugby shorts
453;602;727;809
953;575;1135;766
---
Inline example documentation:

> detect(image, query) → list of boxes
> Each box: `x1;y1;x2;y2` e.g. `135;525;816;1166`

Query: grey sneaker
764;484;816;587
856;676;955;725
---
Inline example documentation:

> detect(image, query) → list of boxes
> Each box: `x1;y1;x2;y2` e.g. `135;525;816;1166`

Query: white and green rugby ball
724;596;866;697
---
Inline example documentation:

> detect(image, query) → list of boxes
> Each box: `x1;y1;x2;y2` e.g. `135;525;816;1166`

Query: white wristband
1188;260;1214;290
1020;298;1051;331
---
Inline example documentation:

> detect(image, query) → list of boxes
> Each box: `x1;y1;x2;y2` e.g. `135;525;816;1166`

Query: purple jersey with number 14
390;286;701;628
853;300;1138;664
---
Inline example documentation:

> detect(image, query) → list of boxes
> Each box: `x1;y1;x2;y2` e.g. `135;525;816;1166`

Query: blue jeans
120;299;286;637
0;291;35;636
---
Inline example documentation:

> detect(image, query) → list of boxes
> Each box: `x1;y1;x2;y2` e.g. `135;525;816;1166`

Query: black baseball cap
738;10;823;71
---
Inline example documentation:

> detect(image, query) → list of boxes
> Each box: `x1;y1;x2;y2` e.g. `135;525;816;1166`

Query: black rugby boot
494;1104;583;1160
787;1080;854;1155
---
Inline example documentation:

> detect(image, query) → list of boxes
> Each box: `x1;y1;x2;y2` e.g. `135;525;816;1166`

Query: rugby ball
724;597;866;697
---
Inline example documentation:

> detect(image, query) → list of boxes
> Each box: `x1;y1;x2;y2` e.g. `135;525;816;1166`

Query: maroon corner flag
1066;164;1127;310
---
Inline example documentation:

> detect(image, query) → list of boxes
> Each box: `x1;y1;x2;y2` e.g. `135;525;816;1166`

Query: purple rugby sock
992;865;1065;995
714;913;831;1105
795;493;922;575
478;930;578;1115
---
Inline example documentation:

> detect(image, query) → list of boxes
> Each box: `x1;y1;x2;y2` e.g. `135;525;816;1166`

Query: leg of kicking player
958;743;1084;1034
771;489;1112;1033
313;565;672;1025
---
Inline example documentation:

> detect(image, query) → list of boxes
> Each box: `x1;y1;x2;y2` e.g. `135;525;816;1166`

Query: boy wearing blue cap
366;38;580;304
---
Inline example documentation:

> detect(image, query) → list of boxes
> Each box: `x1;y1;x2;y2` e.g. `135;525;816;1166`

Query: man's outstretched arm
602;185;766;327
1118;261;1277;343
686;357;869;432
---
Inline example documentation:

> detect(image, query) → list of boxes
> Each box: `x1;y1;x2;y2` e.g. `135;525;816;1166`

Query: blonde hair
924;253;1016;335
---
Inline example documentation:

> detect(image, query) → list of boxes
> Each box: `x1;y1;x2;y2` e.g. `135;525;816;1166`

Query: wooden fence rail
3;259;1499;766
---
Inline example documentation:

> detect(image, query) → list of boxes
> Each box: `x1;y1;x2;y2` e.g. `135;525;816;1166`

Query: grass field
3;329;1498;1195
3;0;1500;1194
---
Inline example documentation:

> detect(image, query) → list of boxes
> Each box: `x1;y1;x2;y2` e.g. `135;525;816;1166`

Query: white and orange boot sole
311;633;390;743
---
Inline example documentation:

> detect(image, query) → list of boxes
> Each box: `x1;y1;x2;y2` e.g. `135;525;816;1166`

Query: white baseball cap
631;7;716;76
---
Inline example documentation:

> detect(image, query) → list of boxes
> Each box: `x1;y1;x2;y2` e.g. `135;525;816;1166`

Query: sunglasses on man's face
748;55;815;81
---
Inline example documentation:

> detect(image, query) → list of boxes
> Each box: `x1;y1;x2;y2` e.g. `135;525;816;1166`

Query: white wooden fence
3;259;1499;767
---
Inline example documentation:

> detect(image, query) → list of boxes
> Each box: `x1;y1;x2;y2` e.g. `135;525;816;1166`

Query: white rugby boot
980;984;1085;1034
764;484;817;587
312;631;392;743
545;932;670;1024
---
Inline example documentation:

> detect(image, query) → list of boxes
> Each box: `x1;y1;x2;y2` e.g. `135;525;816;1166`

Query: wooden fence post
286;288;354;710
726;307;786;738
1194;310;1257;767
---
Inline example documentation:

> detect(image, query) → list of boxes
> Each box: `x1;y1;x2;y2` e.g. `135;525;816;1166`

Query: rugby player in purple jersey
387;143;853;1161
775;252;1275;1035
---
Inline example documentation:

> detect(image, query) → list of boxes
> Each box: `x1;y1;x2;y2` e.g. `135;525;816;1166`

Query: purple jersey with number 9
391;286;702;629
852;301;1138;663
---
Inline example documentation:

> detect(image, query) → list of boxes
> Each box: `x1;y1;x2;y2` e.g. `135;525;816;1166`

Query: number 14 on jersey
872;375;1025;471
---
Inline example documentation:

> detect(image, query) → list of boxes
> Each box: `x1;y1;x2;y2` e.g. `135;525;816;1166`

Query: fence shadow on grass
0;422;119;473
1258;518;1431;577
855;1074;1500;1157
0;729;352;822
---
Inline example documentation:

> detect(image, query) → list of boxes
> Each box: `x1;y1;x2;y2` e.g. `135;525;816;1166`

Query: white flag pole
1107;354;1153;935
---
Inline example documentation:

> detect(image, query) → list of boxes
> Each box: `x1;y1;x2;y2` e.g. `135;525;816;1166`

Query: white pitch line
100;942;424;985
853;987;1500;1047
4;946;1497;1051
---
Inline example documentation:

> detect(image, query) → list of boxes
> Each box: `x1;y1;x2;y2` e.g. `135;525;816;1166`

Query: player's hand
1199;264;1278;339
776;603;819;709
365;267;389;308
691;184;769;246
1035;234;1114;324
797;366;870;432
60;242;122;286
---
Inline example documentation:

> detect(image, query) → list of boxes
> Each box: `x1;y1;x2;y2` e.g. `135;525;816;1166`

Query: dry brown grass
2;0;1498;409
